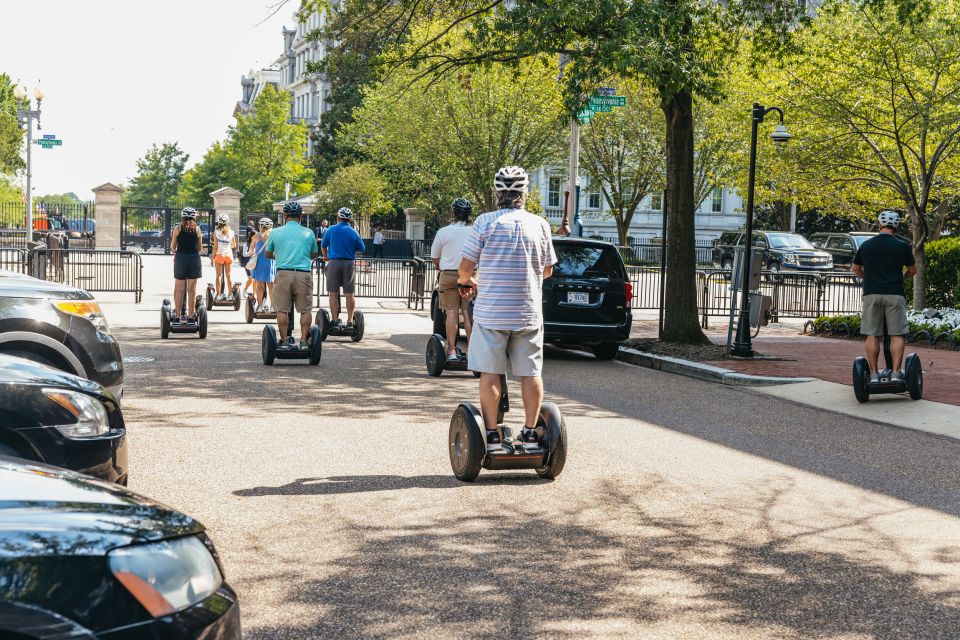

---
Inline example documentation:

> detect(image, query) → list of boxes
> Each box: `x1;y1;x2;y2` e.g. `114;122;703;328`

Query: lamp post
14;84;44;243
731;103;791;358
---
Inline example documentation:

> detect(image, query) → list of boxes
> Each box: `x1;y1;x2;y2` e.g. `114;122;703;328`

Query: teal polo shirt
265;220;316;271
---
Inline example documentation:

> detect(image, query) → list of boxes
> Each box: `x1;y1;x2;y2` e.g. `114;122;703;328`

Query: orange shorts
214;254;233;265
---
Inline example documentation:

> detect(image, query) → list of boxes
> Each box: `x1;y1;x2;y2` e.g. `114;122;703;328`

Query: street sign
589;95;627;108
42;134;56;140
36;138;62;149
595;87;617;96
590;103;614;113
577;107;594;125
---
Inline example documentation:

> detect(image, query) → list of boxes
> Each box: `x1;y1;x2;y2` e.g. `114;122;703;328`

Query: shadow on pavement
233;473;546;497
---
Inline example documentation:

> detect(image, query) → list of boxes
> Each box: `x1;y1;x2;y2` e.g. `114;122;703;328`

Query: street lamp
731;103;791;358
14;82;44;242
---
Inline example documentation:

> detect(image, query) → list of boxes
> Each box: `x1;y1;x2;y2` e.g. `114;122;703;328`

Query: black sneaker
521;428;538;444
486;429;500;445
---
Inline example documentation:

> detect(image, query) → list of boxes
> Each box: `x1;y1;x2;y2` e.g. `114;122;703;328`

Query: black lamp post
731;103;792;358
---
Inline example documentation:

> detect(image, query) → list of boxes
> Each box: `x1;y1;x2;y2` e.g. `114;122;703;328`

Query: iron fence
121;206;214;254
312;257;428;307
0;201;95;248
27;249;143;302
0;248;27;272
604;239;715;266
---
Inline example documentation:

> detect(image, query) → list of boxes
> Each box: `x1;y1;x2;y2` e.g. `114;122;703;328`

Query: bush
925;236;960;307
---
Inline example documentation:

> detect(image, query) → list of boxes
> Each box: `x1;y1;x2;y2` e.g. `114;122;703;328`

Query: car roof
552;237;618;249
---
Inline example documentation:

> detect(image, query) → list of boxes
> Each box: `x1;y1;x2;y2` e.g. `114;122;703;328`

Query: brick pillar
92;183;124;249
210;187;244;232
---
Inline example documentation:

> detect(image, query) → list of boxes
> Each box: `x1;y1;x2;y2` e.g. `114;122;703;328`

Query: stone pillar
404;208;427;241
92;183;124;249
210;187;244;232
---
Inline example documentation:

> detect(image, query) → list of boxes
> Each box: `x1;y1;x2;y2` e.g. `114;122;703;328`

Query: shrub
924;236;960;307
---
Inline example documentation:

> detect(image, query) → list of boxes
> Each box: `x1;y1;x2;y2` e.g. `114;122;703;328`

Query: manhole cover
123;356;154;364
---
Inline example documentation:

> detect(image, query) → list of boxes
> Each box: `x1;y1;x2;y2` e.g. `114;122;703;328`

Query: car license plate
567;292;590;304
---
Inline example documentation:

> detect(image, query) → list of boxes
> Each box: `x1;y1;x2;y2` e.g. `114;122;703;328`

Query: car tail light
624;281;633;308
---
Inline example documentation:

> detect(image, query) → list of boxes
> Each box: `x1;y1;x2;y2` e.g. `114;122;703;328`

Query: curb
616;348;815;387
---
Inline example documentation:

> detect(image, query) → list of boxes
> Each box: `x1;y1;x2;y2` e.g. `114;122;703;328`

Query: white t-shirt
431;222;472;271
215;228;235;256
373;231;385;245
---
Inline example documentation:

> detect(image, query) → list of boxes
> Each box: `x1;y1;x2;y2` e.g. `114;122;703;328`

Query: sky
1;0;295;200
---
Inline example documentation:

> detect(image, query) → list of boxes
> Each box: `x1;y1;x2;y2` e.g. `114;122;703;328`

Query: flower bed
807;307;960;349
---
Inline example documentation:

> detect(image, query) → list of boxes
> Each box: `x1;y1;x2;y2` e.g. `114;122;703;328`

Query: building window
711;187;723;213
548;177;562;208
588;192;601;209
649;192;663;211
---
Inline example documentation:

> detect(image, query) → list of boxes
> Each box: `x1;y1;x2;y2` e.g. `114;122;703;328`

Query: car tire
768;262;780;274
592;343;620;360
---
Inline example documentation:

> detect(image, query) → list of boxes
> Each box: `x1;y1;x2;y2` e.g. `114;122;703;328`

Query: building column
92;182;124;250
209;187;244;232
404;208;427;241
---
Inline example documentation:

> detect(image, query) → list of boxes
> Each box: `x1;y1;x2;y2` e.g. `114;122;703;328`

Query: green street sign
577;115;592;125
589;95;626;108
589;103;613;113
37;139;62;149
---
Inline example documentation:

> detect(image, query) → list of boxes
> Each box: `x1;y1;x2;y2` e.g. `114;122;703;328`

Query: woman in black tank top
171;209;204;319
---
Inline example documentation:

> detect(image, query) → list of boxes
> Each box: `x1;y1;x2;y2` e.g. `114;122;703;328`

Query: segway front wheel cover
536;402;568;479
426;334;446;377
197;307;208;339
232;285;242;311
206;288;214;310
262;325;278;365
905;352;923;400
316;308;330;341
449;403;485;482
309;325;322;366
245;296;255;324
852;357;869;403
352;310;365;343
433;306;445;337
160;307;170;339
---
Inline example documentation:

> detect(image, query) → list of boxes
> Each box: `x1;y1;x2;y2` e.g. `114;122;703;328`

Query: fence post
404;208;427;243
92;183;124;250
210;187;244;233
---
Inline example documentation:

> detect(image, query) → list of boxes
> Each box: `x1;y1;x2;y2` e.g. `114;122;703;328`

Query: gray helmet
494;166;529;193
338;207;353;219
878;210;900;229
258;217;273;229
180;207;198;220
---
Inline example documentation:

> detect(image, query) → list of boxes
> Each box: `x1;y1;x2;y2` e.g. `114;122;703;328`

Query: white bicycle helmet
216;213;229;225
494;166;529;192
338;207;354;219
258;217;273;228
878;210;900;229
180;207;198;220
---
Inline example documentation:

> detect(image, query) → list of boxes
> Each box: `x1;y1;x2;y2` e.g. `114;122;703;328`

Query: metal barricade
27;249;143;302
313;257;426;304
0;248;27;273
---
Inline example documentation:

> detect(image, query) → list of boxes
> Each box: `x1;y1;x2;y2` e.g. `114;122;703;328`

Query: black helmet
283;201;303;216
451;198;472;220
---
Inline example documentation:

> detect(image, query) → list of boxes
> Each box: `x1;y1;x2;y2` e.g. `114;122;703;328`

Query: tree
315;162;391;222
0;174;21;201
757;0;960;307
226;85;314;211
580;79;665;246
124;142;189;207
0;73;23;177
177;142;240;209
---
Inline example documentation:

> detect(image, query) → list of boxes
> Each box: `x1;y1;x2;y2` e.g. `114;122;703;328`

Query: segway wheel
233;285;242;311
352;310;365;343
316;308;330;341
245;296;255;324
449;404;485;482
905;353;923;400
160;307;170;339
852;357;870;403
309;325;322;366
535;402;568;479
432;306;445;337
197;307;208;339
426;334;446;377
206;288;214;310
262;325;278;365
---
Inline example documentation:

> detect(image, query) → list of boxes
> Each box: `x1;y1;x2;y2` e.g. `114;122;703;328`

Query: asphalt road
114;303;960;639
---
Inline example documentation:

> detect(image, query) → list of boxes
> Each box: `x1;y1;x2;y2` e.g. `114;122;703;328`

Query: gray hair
496;190;527;210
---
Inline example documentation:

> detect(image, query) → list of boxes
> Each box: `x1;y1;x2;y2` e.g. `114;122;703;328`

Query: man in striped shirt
458;166;557;445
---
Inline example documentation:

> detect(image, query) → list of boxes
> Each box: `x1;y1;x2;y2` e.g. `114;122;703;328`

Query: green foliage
35;192;83;206
0;73;23;176
315;163;391;221
924;236;960;307
177;142;239;209
124;142;189;206
0;174;21;201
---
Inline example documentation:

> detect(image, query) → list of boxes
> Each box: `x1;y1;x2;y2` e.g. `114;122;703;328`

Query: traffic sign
42;134;56;140
589;95;626;108
36;139;62;149
595;87;617;96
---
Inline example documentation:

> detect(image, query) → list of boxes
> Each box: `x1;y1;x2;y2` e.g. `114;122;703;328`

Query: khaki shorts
468;322;544;377
326;259;356;294
861;294;908;336
273;270;313;313
438;270;474;311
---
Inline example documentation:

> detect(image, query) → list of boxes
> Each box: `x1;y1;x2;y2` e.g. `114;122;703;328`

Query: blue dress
251;239;276;283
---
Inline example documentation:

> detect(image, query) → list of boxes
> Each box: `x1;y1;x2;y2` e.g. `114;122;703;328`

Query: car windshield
552;244;624;278
766;233;814;249
853;235;874;247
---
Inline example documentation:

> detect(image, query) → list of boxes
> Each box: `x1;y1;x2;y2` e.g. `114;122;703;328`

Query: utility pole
14;84;43;243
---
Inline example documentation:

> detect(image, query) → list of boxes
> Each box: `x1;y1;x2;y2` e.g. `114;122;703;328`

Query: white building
235;68;280;115
530;168;745;242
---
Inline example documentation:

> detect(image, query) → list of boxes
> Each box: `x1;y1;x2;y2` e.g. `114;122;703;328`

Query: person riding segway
426;198;476;376
447;166;566;481
260;202;322;365
850;210;921;401
245;218;280;324
163;208;207;338
316;207;367;342
206;214;241;311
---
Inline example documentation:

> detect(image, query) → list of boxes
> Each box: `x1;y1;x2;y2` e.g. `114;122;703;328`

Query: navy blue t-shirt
852;233;915;297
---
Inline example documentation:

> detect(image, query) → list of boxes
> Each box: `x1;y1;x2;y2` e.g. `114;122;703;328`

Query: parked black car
0;269;123;400
432;238;632;360
0;353;127;484
712;230;833;272
810;232;878;270
0;457;240;639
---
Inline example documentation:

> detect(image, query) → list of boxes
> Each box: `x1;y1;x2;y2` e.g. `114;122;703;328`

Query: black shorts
174;254;202;280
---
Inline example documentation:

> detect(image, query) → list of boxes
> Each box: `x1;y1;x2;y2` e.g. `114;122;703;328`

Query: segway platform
161;295;207;339
316;308;364;342
245;293;278;324
853;354;922;402
206;282;242;311
425;334;479;377
448;375;567;482
261;310;322;365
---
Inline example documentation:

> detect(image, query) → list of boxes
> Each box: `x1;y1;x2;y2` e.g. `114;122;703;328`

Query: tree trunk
616;215;629;246
910;204;927;309
661;88;709;344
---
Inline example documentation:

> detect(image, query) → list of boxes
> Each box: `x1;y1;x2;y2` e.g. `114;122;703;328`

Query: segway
315;296;364;342
425;335;480;377
205;280;242;311
448;375;567;482
852;321;922;402
261;307;322;366
161;293;207;339
245;293;278;324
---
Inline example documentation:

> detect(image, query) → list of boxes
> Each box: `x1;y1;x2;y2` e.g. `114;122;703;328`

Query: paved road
114;304;960;639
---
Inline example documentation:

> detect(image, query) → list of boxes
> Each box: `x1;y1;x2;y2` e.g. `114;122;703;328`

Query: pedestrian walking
251;217;277;313
265;201;318;348
459;166;556;444
852;210;917;382
432;198;475;360
372;225;386;259
320;207;366;328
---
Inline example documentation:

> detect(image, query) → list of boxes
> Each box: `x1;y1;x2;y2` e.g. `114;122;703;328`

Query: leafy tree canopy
124;142;189;206
315;162;392;224
0;73;24;177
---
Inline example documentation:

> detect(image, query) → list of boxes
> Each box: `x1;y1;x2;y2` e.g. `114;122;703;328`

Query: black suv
0;269;124;399
430;238;632;360
810;232;877;270
712;230;833;272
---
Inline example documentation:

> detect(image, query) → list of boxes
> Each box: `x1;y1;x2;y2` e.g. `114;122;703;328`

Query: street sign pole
567;118;582;237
